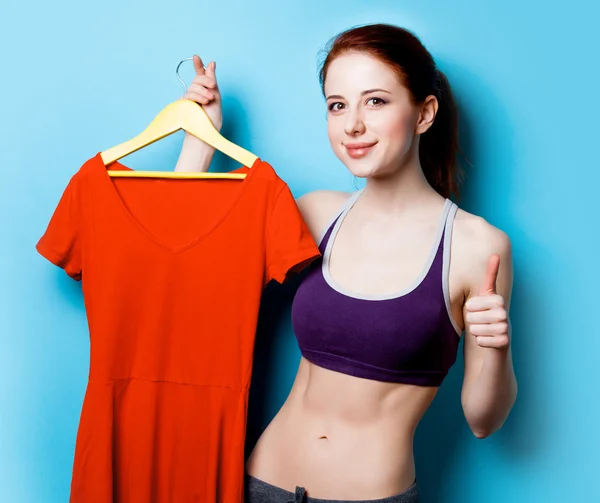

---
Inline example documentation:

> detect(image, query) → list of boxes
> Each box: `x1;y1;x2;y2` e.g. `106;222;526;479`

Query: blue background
1;1;596;501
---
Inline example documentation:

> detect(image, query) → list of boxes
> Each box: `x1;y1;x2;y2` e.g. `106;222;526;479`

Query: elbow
463;382;518;440
464;410;501;439
464;412;495;439
467;416;508;439
471;427;493;439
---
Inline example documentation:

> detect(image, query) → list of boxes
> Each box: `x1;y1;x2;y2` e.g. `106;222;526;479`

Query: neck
361;152;441;216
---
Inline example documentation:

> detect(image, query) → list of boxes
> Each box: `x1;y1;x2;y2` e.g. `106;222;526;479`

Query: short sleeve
266;185;321;284
36;177;83;281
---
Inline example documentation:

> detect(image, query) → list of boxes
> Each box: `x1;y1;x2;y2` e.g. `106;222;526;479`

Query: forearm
462;346;517;438
174;133;215;173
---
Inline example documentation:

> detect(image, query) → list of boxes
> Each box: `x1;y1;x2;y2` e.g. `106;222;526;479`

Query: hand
183;55;223;131
464;254;510;349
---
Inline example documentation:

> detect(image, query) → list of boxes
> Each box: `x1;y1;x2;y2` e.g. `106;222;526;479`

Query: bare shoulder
297;190;353;242
453;208;511;255
452;207;513;296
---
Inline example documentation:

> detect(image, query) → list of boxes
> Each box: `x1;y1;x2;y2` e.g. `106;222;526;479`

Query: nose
344;107;366;136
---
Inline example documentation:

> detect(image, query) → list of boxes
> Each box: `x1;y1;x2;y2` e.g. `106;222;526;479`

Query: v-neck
93;152;262;254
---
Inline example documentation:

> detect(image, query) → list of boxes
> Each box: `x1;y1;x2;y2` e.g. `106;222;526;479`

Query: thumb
479;254;500;296
192;54;205;76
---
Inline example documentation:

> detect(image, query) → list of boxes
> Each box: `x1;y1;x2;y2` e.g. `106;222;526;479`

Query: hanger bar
106;170;246;179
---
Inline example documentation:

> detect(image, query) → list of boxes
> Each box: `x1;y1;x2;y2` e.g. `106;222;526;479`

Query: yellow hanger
101;58;257;179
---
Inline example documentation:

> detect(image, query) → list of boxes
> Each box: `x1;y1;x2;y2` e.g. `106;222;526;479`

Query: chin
343;157;388;179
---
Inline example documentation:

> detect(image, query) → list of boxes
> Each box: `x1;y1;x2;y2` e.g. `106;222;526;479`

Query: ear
415;95;438;135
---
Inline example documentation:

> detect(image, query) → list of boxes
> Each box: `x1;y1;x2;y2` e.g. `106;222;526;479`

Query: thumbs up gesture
183;54;223;132
464;254;510;349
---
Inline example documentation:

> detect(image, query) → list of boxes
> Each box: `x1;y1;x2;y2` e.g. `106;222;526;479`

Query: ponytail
420;70;463;199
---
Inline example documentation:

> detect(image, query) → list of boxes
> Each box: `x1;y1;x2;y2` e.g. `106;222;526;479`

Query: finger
476;335;510;349
184;91;212;105
479;254;500;296
465;294;505;312
190;74;218;90
193;54;205;76
205;60;216;80
469;322;509;337
464;307;507;325
187;83;216;99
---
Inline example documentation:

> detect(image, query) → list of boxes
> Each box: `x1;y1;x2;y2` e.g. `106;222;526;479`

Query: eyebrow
326;88;392;100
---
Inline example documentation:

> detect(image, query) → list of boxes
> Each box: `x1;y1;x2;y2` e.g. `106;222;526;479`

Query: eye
367;97;386;107
328;102;345;112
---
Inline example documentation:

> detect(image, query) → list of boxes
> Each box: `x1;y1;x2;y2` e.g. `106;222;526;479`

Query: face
324;51;436;179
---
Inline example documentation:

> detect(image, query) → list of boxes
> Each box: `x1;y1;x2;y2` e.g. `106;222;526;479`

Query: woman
176;24;517;503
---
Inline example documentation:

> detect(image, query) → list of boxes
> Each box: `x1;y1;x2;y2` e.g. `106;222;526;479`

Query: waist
246;359;436;497
248;425;416;499
245;473;419;502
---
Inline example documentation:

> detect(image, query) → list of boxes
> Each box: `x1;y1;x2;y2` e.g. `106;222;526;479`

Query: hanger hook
176;57;194;95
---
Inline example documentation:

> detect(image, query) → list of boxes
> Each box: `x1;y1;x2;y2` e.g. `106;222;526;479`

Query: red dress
36;153;320;503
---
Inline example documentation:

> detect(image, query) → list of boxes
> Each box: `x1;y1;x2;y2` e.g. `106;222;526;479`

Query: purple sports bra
291;190;462;387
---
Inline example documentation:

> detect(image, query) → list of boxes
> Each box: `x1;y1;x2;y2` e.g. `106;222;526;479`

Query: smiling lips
344;141;377;159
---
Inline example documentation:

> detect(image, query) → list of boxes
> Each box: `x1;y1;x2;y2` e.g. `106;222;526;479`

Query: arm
175;134;216;173
461;224;517;438
174;55;222;174
296;190;352;242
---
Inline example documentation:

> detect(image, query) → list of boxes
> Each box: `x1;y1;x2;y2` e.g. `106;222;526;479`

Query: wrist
175;133;216;173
